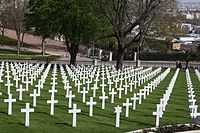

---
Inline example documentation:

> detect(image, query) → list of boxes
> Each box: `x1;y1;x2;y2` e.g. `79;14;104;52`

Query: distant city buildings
178;1;200;20
178;1;200;11
171;36;200;52
169;1;200;52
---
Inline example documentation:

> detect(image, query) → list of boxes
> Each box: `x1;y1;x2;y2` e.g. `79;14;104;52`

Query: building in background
171;36;200;52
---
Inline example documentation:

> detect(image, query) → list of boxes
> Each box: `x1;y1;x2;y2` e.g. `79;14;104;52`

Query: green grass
0;35;18;47
0;68;195;133
0;49;38;55
0;35;33;49
0;49;59;61
0;35;60;61
160;70;190;125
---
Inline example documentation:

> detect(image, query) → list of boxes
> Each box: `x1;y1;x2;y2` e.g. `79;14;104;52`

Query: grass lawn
0;35;60;61
0;49;59;61
0;35;35;49
0;67;195;133
0;35;19;47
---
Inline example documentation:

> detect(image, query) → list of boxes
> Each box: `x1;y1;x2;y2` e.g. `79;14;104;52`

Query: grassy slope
0;68;193;133
0;49;38;55
0;49;59;61
0;35;19;47
0;36;60;61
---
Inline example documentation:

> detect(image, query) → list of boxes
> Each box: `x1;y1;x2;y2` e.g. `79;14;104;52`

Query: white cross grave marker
86;97;97;117
109;88;117;103
80;87;88;103
16;84;25;101
99;92;108;109
21;103;34;127
123;98;132;118
4;94;16;115
131;94;139;110
47;96;58;115
66;90;75;108
114;105;122;128
68;104;81;127
30;89;39;107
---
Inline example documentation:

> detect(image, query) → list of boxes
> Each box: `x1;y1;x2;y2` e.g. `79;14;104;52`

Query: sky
178;0;200;3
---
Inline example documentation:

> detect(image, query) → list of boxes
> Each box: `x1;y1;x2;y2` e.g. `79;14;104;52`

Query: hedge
139;52;200;61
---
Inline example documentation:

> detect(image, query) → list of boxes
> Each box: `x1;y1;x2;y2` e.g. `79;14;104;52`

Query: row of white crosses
21;63;51;127
47;64;59;116
30;64;51;108
133;67;162;104
2;62;51;127
195;69;200;81
11;63;44;91
66;65;155;127
4;63;14;95
72;65;147;92
15;63;44;101
136;68;170;107
60;65;82;127
4;62;44;99
72;65;144;95
83;66;157;108
186;69;200;119
113;68;170;128
153;68;180;127
0;62;172;129
60;65;76;109
20;63;81;128
87;67;154;112
2;63;18;116
0;62;4;85
115;67;152;95
0;62;4;100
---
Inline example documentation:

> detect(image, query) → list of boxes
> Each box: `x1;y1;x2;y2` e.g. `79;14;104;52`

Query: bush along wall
112;51;200;61
139;52;200;61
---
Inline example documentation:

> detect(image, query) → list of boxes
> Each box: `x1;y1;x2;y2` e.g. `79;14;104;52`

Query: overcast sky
178;0;200;2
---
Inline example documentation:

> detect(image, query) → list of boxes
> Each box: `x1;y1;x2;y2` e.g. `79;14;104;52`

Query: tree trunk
69;43;79;66
21;32;25;47
41;37;46;56
116;50;124;70
136;46;140;67
17;39;21;56
1;26;5;36
136;36;144;67
116;38;125;70
16;30;21;56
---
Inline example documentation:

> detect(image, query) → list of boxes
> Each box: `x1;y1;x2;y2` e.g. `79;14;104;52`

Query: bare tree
4;0;27;55
137;0;180;65
148;0;183;40
98;0;167;70
0;0;8;36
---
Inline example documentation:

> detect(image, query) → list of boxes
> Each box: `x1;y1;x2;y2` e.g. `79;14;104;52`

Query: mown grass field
0;35;60;61
0;67;196;133
0;49;59;62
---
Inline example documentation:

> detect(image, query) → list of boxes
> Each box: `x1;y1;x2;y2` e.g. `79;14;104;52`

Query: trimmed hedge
113;51;200;61
139;52;200;61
